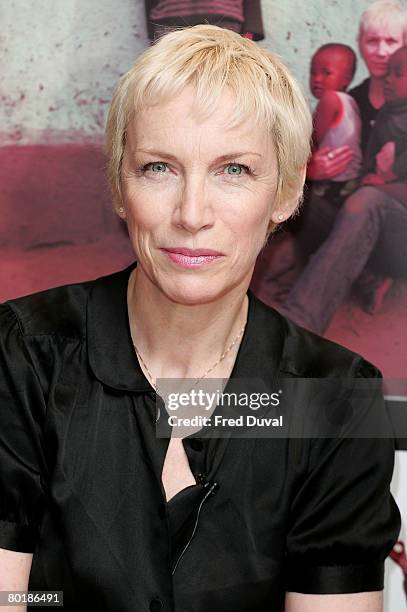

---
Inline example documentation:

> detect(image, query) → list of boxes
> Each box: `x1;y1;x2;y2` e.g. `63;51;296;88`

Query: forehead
312;48;349;67
128;85;274;157
361;24;404;40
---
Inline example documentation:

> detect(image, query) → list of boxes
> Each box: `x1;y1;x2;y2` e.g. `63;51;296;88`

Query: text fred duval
168;414;284;428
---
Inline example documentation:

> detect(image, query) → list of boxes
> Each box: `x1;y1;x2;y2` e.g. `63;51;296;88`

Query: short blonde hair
359;0;407;42
106;24;312;212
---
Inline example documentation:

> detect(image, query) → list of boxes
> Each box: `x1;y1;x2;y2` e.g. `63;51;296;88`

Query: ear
115;202;126;219
269;164;307;225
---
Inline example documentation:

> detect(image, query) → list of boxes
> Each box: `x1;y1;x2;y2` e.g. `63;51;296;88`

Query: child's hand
362;173;385;186
376;141;396;181
307;146;353;180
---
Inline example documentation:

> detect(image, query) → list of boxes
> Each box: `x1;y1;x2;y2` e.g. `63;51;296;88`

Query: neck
368;76;386;109
127;266;250;380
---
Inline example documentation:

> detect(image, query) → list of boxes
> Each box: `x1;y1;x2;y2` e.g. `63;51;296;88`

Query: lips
160;247;224;268
311;86;324;96
162;247;223;256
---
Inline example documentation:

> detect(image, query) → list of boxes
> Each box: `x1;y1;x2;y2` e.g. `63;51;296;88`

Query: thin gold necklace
133;322;246;393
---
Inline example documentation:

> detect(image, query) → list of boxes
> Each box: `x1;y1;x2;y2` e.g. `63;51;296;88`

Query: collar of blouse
86;261;287;393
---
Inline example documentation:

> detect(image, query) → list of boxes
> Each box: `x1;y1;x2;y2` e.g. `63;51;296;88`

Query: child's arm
307;146;353;180
362;140;400;184
313;91;343;145
361;173;386;186
376;141;397;182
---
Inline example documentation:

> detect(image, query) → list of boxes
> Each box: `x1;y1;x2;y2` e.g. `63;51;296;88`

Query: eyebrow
366;35;398;40
134;149;262;162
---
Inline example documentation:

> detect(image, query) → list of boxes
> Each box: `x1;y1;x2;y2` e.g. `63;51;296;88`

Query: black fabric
285;561;384;594
0;262;401;611
361;97;407;210
288;182;347;258
349;77;380;155
364;96;407;177
144;0;265;42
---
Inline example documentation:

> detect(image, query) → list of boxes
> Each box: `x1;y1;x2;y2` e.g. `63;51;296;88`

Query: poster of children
251;1;407;392
0;0;406;609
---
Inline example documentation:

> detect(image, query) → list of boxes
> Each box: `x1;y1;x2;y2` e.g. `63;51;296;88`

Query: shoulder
341;91;360;112
1;277;93;341
321;90;341;102
255;296;380;378
317;90;342;110
379;99;407;122
1;262;134;342
285;317;378;377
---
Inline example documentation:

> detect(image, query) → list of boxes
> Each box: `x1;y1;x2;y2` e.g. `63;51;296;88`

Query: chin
164;283;226;306
370;66;388;78
158;274;239;306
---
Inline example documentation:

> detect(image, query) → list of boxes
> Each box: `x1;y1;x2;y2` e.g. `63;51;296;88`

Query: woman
0;24;400;612
281;0;407;333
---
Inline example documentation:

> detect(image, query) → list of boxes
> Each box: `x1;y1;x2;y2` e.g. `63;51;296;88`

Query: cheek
229;202;270;250
235;184;277;236
396;79;407;95
360;42;374;62
123;204;165;260
364;51;375;64
124;188;163;232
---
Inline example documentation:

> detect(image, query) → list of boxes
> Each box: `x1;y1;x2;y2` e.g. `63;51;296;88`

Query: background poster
1;0;406;608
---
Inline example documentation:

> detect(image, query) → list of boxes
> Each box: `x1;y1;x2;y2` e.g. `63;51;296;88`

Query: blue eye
143;162;167;173
225;163;252;176
138;161;253;177
226;164;242;176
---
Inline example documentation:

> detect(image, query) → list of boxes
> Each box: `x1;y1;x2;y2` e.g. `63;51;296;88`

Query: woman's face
120;85;290;306
359;24;404;79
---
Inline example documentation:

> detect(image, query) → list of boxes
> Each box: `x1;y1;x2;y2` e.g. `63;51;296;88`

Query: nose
174;175;215;234
377;40;389;57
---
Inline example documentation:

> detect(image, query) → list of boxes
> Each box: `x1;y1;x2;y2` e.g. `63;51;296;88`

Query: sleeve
284;358;401;594
243;0;265;41
0;303;47;553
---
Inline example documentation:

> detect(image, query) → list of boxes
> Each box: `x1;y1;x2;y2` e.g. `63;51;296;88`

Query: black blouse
0;261;400;611
349;77;379;155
